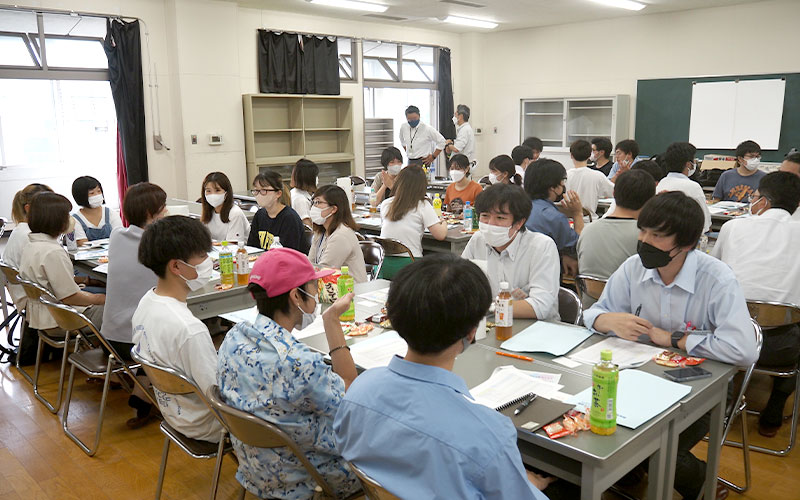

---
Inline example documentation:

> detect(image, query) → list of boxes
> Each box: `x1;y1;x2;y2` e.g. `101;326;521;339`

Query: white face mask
179;256;214;291
687;163;697;177
589;152;598;162
297;288;320;330
450;169;465;182
88;194;104;209
749;196;767;216
310;205;331;225
452;116;458;126
387;164;402;176
488;172;500;185
205;192;226;208
745;157;760;171
479;221;517;248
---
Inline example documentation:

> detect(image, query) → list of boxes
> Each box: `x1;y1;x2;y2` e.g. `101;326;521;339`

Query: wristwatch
671;330;684;349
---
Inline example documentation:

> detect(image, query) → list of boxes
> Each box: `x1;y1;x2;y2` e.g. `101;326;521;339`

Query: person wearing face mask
217;248;360;499
371;147;404;206
590;138;614;176
201;171;251;243
70;175;123;246
710;140;766;203
132;215;223;443
444;104;475;162
444;154;483;215
584;192;757;500
488;154;523;186
247;171;309;253
655;142;712;234
524;159;584;277
462;184;560;321
511;145;535;178
308;185;367;283
712;172;800;438
290;158;319;227
335;254;554;499
398;105;446;168
606;139;641;183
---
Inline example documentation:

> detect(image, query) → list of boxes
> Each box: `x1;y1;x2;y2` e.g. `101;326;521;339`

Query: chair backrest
17;277;57;303
0;261;21;286
348;462;401;500
581;207;593;223
359;241;385;281
207;385;336;498
371;237;414;261
350;175;366;186
478;175;490;185
746;300;800;329
558;287;583;325
303;224;314;249
575;275;608;302
354;232;367;242
0;217;6;239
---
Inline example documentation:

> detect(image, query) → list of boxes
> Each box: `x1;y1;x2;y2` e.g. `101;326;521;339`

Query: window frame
362;39;439;89
338;37;357;83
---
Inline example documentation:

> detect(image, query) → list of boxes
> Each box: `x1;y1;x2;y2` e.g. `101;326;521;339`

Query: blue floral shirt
217;314;360;499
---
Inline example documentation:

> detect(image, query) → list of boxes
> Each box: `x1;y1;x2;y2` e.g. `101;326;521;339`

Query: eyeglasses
250;188;280;196
312;200;330;208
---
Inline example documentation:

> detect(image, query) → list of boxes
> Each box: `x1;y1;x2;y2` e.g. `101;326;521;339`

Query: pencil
496;351;533;362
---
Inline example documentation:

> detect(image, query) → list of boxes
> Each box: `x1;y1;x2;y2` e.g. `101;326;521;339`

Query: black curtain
438;48;456;140
258;30;340;95
104;19;148;184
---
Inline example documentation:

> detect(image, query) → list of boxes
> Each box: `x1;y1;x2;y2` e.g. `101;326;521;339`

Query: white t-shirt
2;222;31;307
453;122;475;162
132;290;223;443
72;207;123;241
656;173;711;233
291;188;313;221
379;199;439;258
566;166;614;220
206;204;251;243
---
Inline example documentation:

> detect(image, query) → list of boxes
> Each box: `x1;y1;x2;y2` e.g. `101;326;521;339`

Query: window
338;37;356;82
401;45;434;83
363;40;438;85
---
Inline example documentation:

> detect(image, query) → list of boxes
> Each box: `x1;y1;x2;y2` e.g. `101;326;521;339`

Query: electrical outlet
475;127;482;135
191;135;197;145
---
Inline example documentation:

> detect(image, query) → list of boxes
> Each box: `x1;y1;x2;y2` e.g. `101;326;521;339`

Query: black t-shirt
591;160;613;177
246;205;310;254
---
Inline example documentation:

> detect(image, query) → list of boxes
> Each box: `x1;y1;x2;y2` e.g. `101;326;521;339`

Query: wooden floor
0;349;796;499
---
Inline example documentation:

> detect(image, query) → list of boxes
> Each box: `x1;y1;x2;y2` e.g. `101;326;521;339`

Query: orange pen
496;351;533;362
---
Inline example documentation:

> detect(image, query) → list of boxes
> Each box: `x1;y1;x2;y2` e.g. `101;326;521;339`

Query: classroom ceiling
231;0;767;33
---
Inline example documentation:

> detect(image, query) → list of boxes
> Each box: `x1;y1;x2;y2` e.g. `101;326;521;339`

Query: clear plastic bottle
590;349;619;435
270;236;282;250
337;266;355;321
495;281;513;341
433;193;442;217
219;241;235;286
236;241;249;286
369;186;378;214
463;201;473;232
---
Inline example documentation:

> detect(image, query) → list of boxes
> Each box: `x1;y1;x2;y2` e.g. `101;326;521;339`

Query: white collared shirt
399;121;446;159
656;172;712;233
453;122;475;161
566;166;614;219
712;208;800;306
462;230;561;321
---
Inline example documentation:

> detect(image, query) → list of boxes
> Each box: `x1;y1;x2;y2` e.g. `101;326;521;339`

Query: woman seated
488;154;523;187
371;146;403;207
379;166;447;279
444;154;484;215
71;176;123;246
308;185;367;283
217;248;361;499
247;171;309;253
290;158;318;227
201;171;251;243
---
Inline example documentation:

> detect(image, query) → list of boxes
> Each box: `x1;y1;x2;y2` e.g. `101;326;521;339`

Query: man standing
399;105;445;168
566;140;614;220
445;104;475;162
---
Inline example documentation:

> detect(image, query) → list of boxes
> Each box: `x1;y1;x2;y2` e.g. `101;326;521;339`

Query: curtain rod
260;27;450;51
1;4;139;22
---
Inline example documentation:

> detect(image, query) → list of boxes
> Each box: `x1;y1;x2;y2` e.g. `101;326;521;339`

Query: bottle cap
221;241;228;247
601;349;612;361
465;201;470;205
435;193;440;198
341;266;349;274
499;281;509;289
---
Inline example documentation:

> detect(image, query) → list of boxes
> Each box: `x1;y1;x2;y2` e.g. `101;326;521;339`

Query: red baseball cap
249;248;334;297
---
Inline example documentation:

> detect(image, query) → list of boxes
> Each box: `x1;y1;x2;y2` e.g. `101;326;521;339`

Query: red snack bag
567;410;591;431
544;421;571;439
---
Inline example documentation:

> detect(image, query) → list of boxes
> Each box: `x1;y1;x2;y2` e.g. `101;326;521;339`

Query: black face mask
554;185;565;203
637;241;678;269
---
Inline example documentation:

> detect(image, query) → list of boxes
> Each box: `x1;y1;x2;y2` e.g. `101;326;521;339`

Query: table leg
580;464;602;500
647;424;671;500
703;385;727;500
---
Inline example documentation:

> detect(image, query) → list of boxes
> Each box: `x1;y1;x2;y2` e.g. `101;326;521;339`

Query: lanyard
314;233;326;266
409;125;420;155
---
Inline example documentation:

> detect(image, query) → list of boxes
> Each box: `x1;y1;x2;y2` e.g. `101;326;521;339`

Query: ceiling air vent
363;13;409;21
440;0;486;8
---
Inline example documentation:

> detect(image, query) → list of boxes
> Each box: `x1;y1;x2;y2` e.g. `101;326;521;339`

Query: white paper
357;289;389;304
470;366;563;410
92;263;109;274
73;249;109;261
349;330;407;370
733;79;785;149
553;356;581;368
689;81;737;149
520;370;562;385
568;337;664;369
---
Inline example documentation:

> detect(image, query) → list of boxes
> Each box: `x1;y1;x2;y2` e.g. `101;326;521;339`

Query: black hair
758;172;800;213
28;192;72;237
201;171;234;224
312;185;359;235
455;104;470;122
71;176;102;208
489;154;521;186
736;140;761;159
613;170;656;211
475;183;530;229
524;158;566;200
637;192;704;248
632;159;666;182
380;146;403;169
591;137;613;159
387;254;492;354
449;153;470;171
786;152;800;165
615;139;639;159
522;136;543;153
138;216;213;278
254;170;290;207
248;279;316;318
570;140;592;162
664;142;697;173
405;105;420;116
123;182;167;228
292;159;319;193
511;145;534;166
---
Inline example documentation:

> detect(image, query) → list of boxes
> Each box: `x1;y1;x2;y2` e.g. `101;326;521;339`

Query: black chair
557;287;582;325
350;176;366;186
359;241;384;282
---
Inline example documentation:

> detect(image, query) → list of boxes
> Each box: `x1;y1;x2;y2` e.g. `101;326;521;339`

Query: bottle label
590;369;618;428
495;297;513;327
219;253;234;275
236;254;249;274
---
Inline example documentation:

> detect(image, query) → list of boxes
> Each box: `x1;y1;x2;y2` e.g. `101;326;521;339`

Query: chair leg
33;332;74;414
62;357;114;456
209;432;227;500
739;372;800;456
719;403;751;493
155;437;171;500
238;486;246;500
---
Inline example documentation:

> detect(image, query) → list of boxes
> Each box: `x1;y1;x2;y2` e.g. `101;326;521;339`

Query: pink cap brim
312;268;336;280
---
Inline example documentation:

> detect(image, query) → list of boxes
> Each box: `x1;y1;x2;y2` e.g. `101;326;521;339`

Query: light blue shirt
333;356;548;500
583;250;758;366
217;315;359;499
605;157;642;180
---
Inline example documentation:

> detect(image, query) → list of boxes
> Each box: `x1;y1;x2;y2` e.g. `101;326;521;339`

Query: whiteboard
689;79;785;150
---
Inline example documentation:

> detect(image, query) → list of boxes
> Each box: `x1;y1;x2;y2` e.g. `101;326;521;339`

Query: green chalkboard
635;73;800;162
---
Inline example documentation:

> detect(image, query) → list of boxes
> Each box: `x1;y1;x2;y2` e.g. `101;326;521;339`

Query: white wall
469;0;800;175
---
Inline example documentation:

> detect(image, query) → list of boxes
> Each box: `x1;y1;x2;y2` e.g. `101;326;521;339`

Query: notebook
499;321;594;356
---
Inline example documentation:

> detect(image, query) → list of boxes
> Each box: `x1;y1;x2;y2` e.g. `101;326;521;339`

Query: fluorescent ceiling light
308;0;388;13
589;0;646;11
442;15;498;29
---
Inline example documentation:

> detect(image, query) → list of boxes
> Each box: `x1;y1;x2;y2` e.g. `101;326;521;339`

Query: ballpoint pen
634;304;642;317
514;394;538;416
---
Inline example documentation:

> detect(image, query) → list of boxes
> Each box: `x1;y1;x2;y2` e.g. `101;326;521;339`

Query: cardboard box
700;155;737;171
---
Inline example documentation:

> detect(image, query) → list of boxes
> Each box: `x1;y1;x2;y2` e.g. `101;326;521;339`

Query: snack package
343;322;373;337
543;421;571;439
317;269;342;303
653;350;705;367
544;411;590;439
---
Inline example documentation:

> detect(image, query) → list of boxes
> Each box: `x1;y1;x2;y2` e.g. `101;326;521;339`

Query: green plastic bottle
337;266;355;321
219;241;235;286
590;349;619;435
